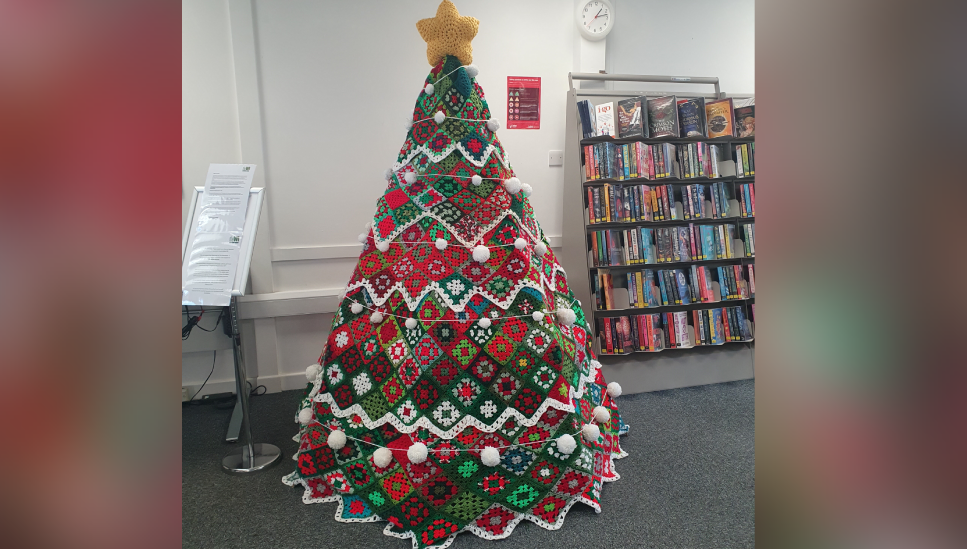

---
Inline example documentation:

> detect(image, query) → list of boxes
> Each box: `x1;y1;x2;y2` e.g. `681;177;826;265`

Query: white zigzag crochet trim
371;201;540;250
393;140;512;171
283;451;624;549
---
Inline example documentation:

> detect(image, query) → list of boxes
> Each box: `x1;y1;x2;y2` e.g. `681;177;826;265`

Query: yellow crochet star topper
416;0;479;66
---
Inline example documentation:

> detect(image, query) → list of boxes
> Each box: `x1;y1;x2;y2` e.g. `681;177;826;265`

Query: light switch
548;150;564;166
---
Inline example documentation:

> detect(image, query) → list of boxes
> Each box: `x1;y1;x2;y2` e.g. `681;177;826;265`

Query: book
577;100;595;139
616;317;634;352
673;311;689;347
646;95;679;138
705;98;735;138
595;102;616;137
616;97;647;139
747;265;755;296
734;104;755;138
677;97;707;138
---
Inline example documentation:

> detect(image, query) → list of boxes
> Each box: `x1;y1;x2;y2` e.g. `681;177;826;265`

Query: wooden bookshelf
560;73;755;394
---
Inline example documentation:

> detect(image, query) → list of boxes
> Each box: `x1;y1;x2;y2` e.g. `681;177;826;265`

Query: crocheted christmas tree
283;3;627;548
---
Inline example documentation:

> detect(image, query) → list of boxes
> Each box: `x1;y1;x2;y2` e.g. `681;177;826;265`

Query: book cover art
711;308;725;344
734;105;755;138
673;311;690;347
677;97;707;137
595;102;616;137
616;97;647;139
646;95;679;138
616;316;634;352
748;264;755;296
705;98;735;138
675;270;691;305
735;306;751;340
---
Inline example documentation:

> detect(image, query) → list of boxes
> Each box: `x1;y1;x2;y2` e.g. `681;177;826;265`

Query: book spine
735;306;749;340
721;307;732;341
744;144;753;175
749;184;755;216
748;264;755;296
602;318;614;354
735;145;745;178
623;144;632;179
688;223;698;261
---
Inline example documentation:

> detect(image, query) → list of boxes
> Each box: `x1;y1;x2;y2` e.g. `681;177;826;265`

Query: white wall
182;0;755;396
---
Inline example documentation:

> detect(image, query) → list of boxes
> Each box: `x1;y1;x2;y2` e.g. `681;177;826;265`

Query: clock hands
586;8;609;29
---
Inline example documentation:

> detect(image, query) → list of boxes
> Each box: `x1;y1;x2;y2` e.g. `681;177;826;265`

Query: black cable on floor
188;350;217;402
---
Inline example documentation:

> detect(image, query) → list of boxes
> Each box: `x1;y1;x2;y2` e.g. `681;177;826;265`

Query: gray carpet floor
183;380;754;549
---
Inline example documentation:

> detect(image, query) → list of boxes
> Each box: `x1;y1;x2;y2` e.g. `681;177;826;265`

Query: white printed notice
182;164;256;306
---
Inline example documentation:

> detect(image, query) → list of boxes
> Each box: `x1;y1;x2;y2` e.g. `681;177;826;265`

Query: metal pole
221;295;282;473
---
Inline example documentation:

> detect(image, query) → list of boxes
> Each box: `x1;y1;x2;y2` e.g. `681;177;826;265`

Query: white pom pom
521;183;533;197
404;117;413;131
384;168;394;180
404;172;417;184
407;442;428;463
607;382;623;398
370;312;384;324
306;363;322;381
471;174;482;186
557;308;577;327
535;242;548;256
464;64;479;78
478;317;491;329
481;446;501;467
435;238;448;251
532;311;545;322
556;434;577;455
592;406;611;424
357;233;369;244
472;245;491;263
434;111;446;124
373;447;393;469
405;317;418;330
504;177;522;194
376;240;390;253
582;423;601;443
327;429;347;450
350;302;364;314
514;238;527;250
487;118;500;132
590;360;602;371
424;83;435;95
298;407;314;425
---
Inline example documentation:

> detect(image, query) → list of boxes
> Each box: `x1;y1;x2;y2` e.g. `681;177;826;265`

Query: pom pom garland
373;447;393;469
404;117;413;131
582;423;601;442
592;406;611;424
298;407;314;425
464;64;479;78
503;177;522;194
487;118;500;131
357;233;368;244
514;238;527;250
350;302;364;314
370;312;384;324
556;434;577;455
532;311;545;322
404;172;417;184
435;238;448;250
424;83;435;95
477;317;491;329
434;111;446;124
472;245;491;263
407;442;428;463
327;429;347;450
480;446;501;467
376;240;390;253
535;242;548;255
405;317;419;330
384;168;394;180
521;183;533;197
557;308;577;326
471;174;482;186
607;381;623;398
305;363;322;381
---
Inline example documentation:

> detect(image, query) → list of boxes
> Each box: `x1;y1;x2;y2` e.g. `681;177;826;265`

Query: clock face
580;1;612;35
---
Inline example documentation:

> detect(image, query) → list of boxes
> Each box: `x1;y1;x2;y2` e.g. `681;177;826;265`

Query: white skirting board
599;344;754;394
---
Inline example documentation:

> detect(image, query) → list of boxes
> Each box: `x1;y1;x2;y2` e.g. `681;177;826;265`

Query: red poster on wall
506;76;540;129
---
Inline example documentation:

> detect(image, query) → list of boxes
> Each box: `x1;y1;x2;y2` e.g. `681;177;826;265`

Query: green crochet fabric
284;55;628;549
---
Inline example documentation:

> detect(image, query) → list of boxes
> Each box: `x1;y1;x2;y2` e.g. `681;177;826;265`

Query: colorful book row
594;264;755;310
582;141;727;182
596;305;754;355
587;181;749;224
589;222;755;266
733;143;755;177
578;96;755;140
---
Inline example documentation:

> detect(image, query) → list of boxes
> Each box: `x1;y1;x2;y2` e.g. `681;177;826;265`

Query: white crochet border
282;448;627;549
393;138;512;172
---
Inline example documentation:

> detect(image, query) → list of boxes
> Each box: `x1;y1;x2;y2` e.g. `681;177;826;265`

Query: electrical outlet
548;150;564;166
182;387;190;402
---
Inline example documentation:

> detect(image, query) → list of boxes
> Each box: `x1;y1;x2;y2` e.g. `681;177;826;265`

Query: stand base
222;443;282;474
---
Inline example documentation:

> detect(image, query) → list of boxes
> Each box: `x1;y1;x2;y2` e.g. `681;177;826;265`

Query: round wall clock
576;0;615;42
